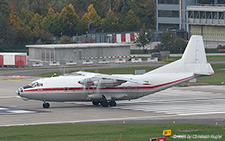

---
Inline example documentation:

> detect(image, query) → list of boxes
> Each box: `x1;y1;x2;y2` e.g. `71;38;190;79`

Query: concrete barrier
147;58;158;62
115;58;126;63
131;58;142;63
82;60;93;65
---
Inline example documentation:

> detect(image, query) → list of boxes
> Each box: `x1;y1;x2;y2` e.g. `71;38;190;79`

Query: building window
188;11;194;18
50;50;54;61
159;23;179;31
217;0;225;4
198;0;214;4
158;0;179;4
159;10;179;17
213;12;218;19
46;49;49;61
219;12;224;19
41;49;45;61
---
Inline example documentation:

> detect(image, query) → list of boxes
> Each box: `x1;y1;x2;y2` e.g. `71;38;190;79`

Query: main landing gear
92;101;117;107
43;101;50;108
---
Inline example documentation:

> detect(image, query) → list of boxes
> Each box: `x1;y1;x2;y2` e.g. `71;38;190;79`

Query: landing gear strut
43;102;50;108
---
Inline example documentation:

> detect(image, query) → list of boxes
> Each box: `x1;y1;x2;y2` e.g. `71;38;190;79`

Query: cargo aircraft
17;36;214;108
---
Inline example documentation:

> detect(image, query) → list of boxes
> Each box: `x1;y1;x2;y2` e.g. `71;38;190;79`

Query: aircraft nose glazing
17;87;23;96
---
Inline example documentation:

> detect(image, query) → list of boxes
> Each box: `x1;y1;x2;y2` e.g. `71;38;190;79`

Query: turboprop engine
78;78;126;88
92;79;126;88
78;78;98;87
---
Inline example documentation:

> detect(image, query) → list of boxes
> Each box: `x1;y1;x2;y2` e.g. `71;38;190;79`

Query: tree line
0;0;155;48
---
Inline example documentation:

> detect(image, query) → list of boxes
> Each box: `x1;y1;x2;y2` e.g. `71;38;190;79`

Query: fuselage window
65;88;68;90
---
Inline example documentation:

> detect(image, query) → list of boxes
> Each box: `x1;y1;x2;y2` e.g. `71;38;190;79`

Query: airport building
156;0;225;48
26;43;130;65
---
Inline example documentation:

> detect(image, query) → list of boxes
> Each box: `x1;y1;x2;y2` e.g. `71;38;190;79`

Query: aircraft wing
76;71;150;87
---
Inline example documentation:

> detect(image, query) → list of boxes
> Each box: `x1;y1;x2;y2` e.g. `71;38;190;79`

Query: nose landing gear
43;102;50;108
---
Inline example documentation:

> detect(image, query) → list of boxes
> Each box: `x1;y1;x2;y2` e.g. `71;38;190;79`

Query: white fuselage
18;72;196;102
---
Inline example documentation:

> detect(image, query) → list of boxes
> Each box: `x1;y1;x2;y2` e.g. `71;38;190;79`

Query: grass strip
0;123;224;141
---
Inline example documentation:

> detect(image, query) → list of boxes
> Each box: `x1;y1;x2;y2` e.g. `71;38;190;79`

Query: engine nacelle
92;79;125;88
78;78;98;87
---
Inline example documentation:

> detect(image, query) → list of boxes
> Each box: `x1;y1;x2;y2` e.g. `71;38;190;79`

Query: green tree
9;11;33;44
172;37;187;53
139;0;156;29
32;24;53;44
26;0;50;16
122;9;141;31
0;0;11;15
59;4;80;36
48;0;66;13
112;0;126;12
0;1;16;46
19;8;35;25
155;32;173;51
80;4;101;34
29;13;43;30
7;0;27;13
41;8;61;36
102;9;119;32
0;13;16;46
58;35;75;44
135;29;153;53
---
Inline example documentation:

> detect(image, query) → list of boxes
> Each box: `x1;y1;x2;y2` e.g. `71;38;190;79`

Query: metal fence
72;33;115;43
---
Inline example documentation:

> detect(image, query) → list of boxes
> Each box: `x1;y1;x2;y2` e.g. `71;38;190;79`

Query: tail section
182;35;207;64
146;35;214;75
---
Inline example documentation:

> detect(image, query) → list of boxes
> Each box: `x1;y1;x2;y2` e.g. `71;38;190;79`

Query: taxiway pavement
0;76;225;126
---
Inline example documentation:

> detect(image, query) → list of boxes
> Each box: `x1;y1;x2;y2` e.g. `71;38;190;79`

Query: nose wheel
43;102;50;108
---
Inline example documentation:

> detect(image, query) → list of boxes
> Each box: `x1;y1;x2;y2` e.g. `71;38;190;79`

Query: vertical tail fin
146;35;214;75
181;35;207;63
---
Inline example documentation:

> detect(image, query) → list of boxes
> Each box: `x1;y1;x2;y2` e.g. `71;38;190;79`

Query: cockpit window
23;85;32;89
32;82;43;87
23;82;43;89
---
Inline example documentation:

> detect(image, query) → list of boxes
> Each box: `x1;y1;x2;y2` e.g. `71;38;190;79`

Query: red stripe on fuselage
23;75;195;93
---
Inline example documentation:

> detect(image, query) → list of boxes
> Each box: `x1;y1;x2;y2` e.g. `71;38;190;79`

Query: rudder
181;35;207;64
145;35;214;75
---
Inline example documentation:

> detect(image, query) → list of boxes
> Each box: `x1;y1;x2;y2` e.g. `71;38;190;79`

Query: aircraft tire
101;101;109;107
92;101;100;106
43;103;50;108
109;101;117;107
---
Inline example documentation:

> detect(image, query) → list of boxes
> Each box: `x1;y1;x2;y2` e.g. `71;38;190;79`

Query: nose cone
17;87;23;96
17;87;29;101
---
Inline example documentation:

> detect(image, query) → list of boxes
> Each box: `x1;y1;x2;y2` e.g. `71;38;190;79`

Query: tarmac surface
0;76;225;126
